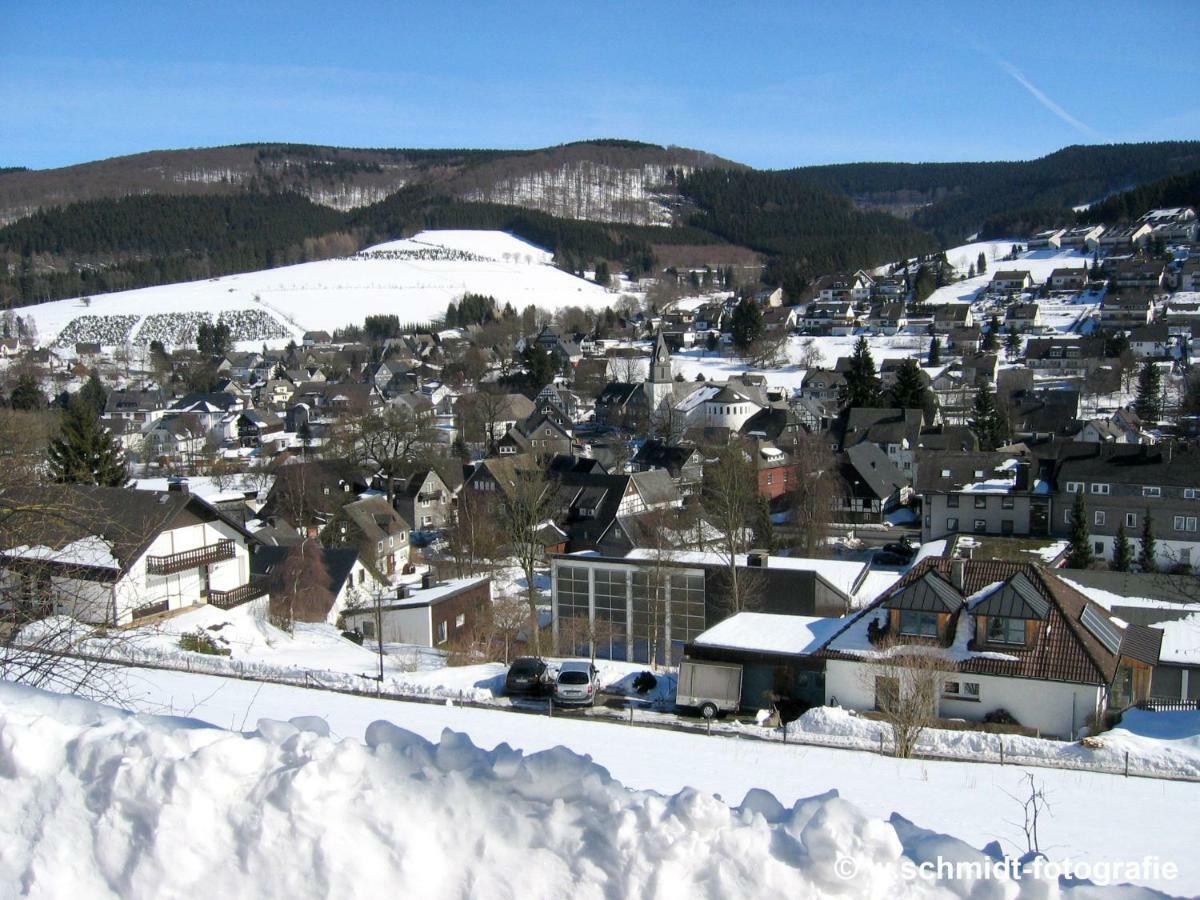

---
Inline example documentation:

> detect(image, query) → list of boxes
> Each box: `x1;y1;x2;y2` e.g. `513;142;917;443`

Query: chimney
167;477;189;495
397;584;411;600
421;570;436;590
950;559;967;591
1014;459;1031;491
747;549;769;568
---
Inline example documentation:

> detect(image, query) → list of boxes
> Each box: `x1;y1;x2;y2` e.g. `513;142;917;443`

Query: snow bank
0;683;1155;898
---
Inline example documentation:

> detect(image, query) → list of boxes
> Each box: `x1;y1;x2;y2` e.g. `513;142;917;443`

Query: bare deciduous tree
269;539;334;633
702;441;761;613
858;639;954;758
495;468;558;654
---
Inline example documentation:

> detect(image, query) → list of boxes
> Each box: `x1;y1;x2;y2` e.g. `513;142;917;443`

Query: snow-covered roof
6;536;120;570
1153;613;1200;665
620;549;868;597
692;612;844;656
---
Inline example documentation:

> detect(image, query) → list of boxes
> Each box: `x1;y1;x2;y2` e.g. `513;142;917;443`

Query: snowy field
670;332;941;393
28;667;1195;895
923;244;1092;307
19;230;613;345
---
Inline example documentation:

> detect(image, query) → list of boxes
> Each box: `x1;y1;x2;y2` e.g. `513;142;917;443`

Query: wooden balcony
146;539;236;576
208;579;269;610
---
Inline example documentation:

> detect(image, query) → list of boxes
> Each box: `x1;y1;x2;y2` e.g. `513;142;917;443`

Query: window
361;620;375;639
1094;541;1104;555
1180;516;1200;533
941;469;951;478
974;496;987;509
456;614;465;628
900;610;940;638
437;621;448;644
943;680;960;696
1175;515;1185;531
974;519;987;533
1064;509;1073;525
1001;519;1014;535
974;470;984;479
963;682;980;699
946;517;959;532
1066;482;1082;493
1001;496;1015;510
947;495;959;508
1185;488;1199;500
1126;512;1137;528
1094;511;1106;526
987;616;1025;645
1143;486;1161;498
1090;483;1110;495
1183;548;1193;565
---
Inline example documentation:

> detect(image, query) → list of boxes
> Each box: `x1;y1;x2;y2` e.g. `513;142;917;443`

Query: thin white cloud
998;59;1100;139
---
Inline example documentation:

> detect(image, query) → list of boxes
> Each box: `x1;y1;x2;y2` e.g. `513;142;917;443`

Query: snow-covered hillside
462;162;684;225
924;244;1092;306
21;230;612;347
0;682;1175;898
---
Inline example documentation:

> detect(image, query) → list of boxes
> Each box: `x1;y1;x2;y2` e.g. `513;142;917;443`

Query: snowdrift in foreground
0;685;1163;899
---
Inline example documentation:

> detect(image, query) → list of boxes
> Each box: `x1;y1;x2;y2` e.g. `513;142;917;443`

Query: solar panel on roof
1081;605;1122;655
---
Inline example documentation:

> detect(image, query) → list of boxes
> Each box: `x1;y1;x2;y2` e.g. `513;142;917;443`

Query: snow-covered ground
31;666;1196;895
923;245;1092;307
7;681;1178;899
670;331;940;394
20;230;613;345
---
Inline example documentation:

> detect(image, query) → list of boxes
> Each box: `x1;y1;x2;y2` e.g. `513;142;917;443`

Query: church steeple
645;331;673;412
649;331;672;384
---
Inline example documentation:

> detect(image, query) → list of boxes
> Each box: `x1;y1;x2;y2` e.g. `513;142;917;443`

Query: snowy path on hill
99;664;1200;894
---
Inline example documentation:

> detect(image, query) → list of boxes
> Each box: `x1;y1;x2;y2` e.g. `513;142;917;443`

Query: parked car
554;660;600;706
505;657;550;696
881;540;916;559
873;549;911;566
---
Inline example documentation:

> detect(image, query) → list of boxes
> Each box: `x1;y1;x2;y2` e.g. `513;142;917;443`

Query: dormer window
987;616;1026;645
1090;483;1110;495
899;610;940;637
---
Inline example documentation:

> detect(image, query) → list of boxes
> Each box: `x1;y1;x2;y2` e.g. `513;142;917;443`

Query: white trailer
676;657;743;719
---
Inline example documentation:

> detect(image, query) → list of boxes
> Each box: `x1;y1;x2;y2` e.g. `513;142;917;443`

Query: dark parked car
873;549;910;566
881;541;916;559
505;657;549;696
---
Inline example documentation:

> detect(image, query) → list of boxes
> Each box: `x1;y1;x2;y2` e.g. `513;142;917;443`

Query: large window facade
592;569;628;659
554;562;707;664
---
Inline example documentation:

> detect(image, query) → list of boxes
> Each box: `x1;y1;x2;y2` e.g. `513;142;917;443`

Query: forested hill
3;138;1199;310
784;141;1200;243
1083;168;1200;224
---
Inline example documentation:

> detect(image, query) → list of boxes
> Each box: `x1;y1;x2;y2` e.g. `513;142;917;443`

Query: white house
815;558;1159;739
0;483;260;626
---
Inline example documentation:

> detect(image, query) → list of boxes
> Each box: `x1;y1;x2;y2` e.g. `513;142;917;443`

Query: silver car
553;661;600;706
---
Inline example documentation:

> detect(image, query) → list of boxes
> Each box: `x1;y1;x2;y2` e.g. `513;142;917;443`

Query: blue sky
3;1;1198;171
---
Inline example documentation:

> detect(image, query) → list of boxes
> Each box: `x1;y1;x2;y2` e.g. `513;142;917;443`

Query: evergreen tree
913;265;937;302
981;315;1000;352
46;398;129;486
968;382;1005;451
1112;521;1133;572
889;358;930;410
9;373;45;411
1003;325;1021;360
977;251;987;275
927;335;941;366
842;336;883;408
594;260;610;286
750;494;779;553
1134;362;1162;423
1138;509;1157;572
1066;493;1094;569
730;298;764;354
79;370;107;418
520;342;556;390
